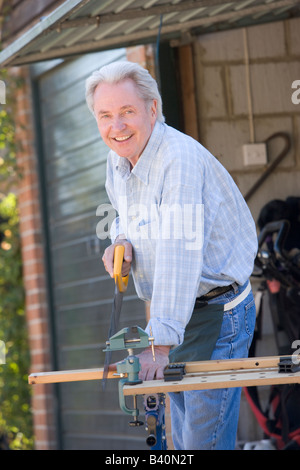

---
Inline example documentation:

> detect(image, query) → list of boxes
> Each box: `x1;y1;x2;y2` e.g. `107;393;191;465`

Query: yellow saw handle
113;245;129;293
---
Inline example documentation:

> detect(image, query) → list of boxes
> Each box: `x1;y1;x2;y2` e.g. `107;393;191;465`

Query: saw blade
102;285;124;390
102;245;129;390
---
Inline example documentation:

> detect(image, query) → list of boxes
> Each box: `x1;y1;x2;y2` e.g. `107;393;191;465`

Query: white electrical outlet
243;143;267;166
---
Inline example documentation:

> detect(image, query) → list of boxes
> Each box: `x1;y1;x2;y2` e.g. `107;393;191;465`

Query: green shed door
35;49;147;450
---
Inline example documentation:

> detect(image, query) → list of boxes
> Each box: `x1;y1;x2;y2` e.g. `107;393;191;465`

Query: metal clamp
164;363;186;381
103;325;156;426
278;357;300;373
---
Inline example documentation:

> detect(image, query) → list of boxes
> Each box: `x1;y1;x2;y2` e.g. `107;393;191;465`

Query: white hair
85;60;165;123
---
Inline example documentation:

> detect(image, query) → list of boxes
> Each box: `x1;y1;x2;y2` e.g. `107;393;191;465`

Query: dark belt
195;283;237;308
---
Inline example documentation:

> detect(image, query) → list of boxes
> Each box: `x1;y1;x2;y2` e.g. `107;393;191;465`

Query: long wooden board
28;354;299;385
180;355;292;373
28;367;117;384
123;367;300;396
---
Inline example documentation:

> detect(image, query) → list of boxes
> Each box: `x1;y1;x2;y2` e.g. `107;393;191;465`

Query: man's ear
150;100;157;125
151;99;158;119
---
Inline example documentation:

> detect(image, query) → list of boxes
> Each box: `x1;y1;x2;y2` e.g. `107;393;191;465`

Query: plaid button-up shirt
105;121;257;346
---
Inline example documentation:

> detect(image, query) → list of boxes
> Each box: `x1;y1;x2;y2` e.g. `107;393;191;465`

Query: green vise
104;325;149;354
103;325;153;426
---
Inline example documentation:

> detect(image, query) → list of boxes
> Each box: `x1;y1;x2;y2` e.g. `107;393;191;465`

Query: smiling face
93;79;157;167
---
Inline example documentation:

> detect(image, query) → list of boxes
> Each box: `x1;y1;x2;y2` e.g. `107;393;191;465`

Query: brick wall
11;65;57;450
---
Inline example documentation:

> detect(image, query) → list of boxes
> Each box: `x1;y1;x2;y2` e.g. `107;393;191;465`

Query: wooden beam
123;368;300;396
54;0;299;30
55;0;244;29
28;367;118;384
185;354;291;373
28;354;298;385
177;44;199;141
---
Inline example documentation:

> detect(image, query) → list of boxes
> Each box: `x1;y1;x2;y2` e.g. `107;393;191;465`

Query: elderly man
85;61;257;450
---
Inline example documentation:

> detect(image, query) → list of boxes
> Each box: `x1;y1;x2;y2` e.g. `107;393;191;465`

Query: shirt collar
114;121;165;185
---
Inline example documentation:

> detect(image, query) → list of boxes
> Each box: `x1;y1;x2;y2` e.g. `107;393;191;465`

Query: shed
1;0;300;449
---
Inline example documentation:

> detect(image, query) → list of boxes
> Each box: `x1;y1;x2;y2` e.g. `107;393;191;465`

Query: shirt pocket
138;218;159;241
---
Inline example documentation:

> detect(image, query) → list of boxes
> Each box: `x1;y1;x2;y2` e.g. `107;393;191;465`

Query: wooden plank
185;354;293;373
28;355;299;385
123;369;300;396
28;367;118;384
178;45;199;141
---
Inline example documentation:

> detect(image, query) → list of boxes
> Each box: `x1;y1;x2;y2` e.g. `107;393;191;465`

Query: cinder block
254;116;295;169
196;28;244;62
229;64;249;116
199;66;227;118
202;119;251;172
288;17;300;56
251;62;300;114
230;62;300;115
247;21;286;59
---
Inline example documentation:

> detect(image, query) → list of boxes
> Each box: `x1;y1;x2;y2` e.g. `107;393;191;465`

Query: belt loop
232;282;239;294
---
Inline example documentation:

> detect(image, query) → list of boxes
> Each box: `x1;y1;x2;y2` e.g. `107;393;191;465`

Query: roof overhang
1;0;300;67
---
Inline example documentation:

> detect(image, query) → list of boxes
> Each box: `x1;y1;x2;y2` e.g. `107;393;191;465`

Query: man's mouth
113;135;132;142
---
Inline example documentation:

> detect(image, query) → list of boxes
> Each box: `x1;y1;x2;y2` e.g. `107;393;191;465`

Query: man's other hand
137;346;170;381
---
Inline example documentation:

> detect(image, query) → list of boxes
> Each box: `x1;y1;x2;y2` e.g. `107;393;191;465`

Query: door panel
37;49;147;450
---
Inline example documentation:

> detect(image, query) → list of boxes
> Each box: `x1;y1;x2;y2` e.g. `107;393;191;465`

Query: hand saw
102;245;129;389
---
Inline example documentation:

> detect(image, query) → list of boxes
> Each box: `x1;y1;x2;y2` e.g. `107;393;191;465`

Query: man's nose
111;117;126;132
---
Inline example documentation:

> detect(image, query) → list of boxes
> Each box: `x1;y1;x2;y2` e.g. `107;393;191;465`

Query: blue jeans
169;281;256;450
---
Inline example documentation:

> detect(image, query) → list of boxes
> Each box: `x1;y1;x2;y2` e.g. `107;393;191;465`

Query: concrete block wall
194;18;300;224
193;17;300;444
